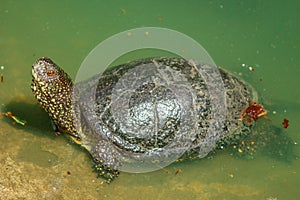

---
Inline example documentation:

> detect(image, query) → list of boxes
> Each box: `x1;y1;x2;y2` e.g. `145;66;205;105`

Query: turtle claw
95;163;119;183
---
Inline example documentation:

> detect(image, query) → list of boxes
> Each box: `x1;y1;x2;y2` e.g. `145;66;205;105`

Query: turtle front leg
94;161;119;183
91;140;120;183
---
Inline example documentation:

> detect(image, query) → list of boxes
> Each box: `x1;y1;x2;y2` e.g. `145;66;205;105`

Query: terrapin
31;57;260;182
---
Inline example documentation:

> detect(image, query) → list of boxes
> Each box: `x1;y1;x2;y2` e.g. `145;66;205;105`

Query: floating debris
1;111;28;126
175;168;182;175
282;118;289;128
157;16;163;21
241;63;255;72
161;168;170;174
1;66;4;83
120;8;126;14
240;101;268;124
249;66;254;72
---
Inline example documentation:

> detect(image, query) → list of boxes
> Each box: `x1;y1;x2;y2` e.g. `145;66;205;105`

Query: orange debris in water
282;118;289;128
1;111;27;126
240;101;268;124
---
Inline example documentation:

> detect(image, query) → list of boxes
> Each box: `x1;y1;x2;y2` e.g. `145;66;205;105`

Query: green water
0;0;299;199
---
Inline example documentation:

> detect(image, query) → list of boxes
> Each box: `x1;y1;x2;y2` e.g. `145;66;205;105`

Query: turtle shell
74;57;256;175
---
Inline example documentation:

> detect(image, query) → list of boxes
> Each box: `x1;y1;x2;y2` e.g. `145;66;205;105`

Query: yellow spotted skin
31;57;78;137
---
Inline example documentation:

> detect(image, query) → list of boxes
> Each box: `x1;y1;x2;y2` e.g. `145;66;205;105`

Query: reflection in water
0;99;297;199
216;120;297;163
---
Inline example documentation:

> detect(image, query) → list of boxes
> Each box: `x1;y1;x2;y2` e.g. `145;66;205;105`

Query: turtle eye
46;69;56;77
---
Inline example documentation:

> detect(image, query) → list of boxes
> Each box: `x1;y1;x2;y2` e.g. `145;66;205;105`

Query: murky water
1;1;299;199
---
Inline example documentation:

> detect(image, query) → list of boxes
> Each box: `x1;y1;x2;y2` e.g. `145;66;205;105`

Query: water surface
0;1;299;199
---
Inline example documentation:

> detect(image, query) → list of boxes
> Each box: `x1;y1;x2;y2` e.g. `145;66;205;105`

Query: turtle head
31;57;79;138
31;57;73;91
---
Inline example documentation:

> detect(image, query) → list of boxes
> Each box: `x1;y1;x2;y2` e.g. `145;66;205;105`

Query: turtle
31;57;260;182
